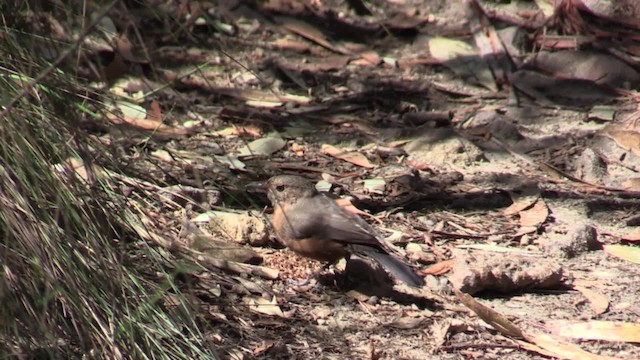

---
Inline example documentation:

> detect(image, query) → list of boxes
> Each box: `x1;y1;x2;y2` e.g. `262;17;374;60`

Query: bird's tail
350;245;424;287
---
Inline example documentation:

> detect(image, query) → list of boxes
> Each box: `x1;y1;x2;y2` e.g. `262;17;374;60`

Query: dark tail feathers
350;245;424;287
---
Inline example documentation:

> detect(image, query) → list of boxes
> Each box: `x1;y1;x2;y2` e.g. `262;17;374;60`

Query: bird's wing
286;194;384;247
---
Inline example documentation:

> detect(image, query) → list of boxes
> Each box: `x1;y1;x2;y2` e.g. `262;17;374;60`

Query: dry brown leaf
346;289;370;302
620;230;640;242
572;280;610;315
116;33;148;64
352;50;381;67
290;142;306;156
277;17;350;55
514;226;538;236
321;144;376;169
519;199;549;227
277;56;352;73
210;87;311;104
244;295;285;317
214;125;262;137
150;149;173;162
422;259;454;275
520;332;618;360
146;100;162;122
503;188;540;216
622;178;640;191
334;197;370;217
252;341;276;356
529;51;640;88
273;37;312;52
603;129;640;157
107;112;188;136
514;340;558;359
549;320;640;343
455;289;615;359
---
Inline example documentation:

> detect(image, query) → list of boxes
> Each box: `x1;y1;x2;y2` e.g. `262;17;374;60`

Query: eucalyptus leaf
115;101;146;120
237;134;286;157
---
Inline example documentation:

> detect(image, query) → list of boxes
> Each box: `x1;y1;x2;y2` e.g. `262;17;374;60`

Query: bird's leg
288;262;333;286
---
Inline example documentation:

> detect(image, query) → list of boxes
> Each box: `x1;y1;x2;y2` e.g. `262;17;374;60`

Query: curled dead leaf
519;199;549;227
244;296;285;317
321;144;376;168
572;280;609;315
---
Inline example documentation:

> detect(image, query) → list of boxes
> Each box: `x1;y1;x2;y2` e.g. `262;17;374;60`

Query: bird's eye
275;185;285;192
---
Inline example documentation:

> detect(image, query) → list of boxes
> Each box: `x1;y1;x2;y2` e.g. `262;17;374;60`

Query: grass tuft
0;4;217;359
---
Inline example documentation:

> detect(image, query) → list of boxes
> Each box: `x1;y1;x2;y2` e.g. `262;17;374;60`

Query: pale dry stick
442;210;485;232
446;220;479;236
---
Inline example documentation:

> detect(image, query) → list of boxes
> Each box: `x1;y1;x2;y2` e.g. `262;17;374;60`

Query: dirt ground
89;0;640;358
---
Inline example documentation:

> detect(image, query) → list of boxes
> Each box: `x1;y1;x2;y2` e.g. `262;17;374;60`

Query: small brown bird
254;175;424;287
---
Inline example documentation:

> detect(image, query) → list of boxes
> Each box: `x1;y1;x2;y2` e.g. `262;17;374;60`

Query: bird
253;175;424;287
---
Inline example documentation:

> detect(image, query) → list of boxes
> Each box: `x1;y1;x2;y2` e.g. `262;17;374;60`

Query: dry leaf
107;112;188;135
107;101;188;136
549;320;640;343
334;197;366;215
150;149;173;162
252;341;276;356
213;125;262;137
237;135;286;157
245;100;282;108
211;87;310;104
422;259;454;275
572;280;610;315
603;129;640;157
503;188;540;216
277;17;350;55
428;36;496;90
321;144;376;169
146;100;162;122
346;289;370;302
273;37;312;52
520;332;617;360
620;230;640;242
621;178;640;191
529;51;640;89
519;199;549;227
455;289;615;359
602;244;640;264
244;296;285;317
116;33;148;63
514;226;538;236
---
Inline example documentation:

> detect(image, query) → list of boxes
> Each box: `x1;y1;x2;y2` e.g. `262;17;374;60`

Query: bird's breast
273;202;347;262
286;237;347;262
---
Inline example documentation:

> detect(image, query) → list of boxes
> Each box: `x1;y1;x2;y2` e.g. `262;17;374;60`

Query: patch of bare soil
77;0;640;358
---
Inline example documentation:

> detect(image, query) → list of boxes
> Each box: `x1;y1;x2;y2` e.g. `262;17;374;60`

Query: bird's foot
287;277;315;287
288;263;335;287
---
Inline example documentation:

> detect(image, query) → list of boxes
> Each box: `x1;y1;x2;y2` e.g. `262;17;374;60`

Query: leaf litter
70;0;640;358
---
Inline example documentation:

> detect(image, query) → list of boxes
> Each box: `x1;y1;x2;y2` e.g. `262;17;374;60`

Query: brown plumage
259;175;423;287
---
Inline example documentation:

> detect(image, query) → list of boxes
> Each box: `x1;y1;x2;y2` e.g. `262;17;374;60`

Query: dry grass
0;3;218;359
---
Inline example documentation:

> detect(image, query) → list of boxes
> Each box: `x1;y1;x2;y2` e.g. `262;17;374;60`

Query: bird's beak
245;181;268;195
